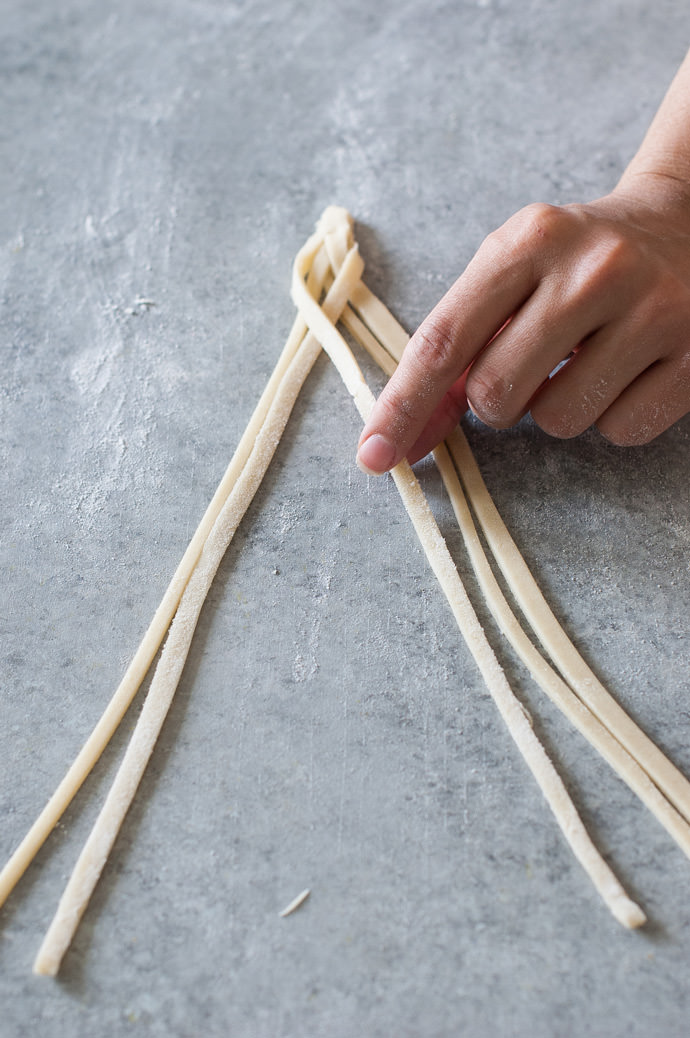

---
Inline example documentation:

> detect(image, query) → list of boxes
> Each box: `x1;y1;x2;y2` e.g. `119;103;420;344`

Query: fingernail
356;433;397;475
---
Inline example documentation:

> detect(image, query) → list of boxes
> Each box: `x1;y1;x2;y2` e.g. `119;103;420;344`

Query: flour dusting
291;542;339;683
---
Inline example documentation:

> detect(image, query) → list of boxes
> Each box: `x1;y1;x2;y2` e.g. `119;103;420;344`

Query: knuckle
482;202;568;273
410;315;459;377
515;202;566;244
480;224;509;257
465;366;514;427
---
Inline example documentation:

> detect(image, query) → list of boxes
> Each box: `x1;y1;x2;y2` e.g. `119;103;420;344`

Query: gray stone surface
1;1;689;1035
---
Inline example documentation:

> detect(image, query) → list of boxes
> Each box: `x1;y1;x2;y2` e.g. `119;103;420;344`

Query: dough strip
32;237;363;974
448;425;690;826
0;243;336;914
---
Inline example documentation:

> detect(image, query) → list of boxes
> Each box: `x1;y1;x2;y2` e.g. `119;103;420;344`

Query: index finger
356;212;545;475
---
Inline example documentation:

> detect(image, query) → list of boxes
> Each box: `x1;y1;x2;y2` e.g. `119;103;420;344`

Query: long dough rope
332;264;690;861
343;282;690;827
32;230;363;975
291;211;645;928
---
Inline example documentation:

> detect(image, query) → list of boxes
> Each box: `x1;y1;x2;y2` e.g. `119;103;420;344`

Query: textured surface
1;1;689;1035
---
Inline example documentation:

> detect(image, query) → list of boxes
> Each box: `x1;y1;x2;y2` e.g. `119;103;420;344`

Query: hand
356;177;690;475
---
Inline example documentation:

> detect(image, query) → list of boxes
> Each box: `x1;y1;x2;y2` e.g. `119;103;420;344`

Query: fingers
527;319;650;438
596;350;690;445
529;282;690;439
464;286;605;430
465;225;651;430
357;197;690;473
357;376;469;476
356;206;555;474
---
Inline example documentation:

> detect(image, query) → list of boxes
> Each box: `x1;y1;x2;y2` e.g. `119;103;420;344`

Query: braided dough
5;206;690;974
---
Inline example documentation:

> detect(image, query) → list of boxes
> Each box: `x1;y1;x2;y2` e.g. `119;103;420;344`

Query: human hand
356;177;690;475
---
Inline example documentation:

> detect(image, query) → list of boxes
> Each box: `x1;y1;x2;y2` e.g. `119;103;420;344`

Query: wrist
616;165;690;204
608;168;690;236
614;47;690;213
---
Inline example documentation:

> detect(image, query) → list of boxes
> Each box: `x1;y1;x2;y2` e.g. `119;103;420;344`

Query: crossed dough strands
9;206;684;973
16;207;656;971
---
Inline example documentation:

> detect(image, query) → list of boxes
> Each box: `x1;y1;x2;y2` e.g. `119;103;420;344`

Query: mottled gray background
2;1;689;1035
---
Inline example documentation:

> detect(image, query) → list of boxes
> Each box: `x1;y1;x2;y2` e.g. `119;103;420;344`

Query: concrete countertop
2;1;689;1035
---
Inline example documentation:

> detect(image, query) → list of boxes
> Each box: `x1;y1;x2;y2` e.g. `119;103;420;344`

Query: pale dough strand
388;459;645;929
0;242;334;915
348;280;410;362
291;218;644;929
345;275;690;832
33;343;320;974
433;442;690;859
447;426;690;826
32;240;363;975
341;304;397;377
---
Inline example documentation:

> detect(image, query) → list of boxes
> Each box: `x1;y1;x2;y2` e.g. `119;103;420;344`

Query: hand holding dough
357;49;690;473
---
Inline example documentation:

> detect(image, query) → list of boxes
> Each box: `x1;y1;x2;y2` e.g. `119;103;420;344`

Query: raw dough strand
339;288;690;860
291;218;644;928
0;241;335;916
388;459;645;930
343;273;690;832
447;426;690;826
432;442;690;859
33;237;364;976
33;340;324;974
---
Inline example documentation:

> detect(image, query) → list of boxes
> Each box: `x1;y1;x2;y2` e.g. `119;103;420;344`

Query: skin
357;50;690;475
